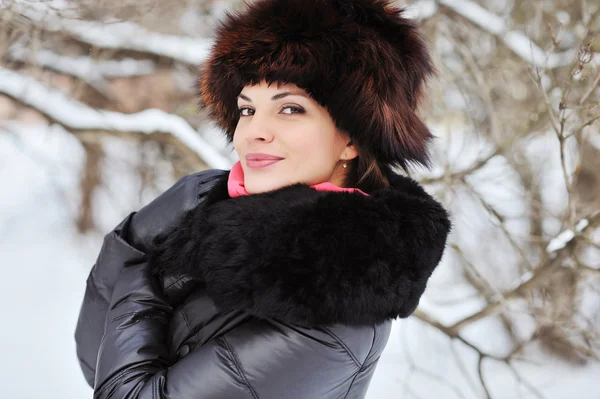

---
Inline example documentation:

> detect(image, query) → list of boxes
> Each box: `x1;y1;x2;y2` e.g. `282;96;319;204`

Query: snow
546;218;590;253
8;45;157;79
0;67;233;170
1;1;599;397
3;1;213;65
59;21;213;65
439;0;506;35
1;123;599;399
404;0;438;20
0;123;93;399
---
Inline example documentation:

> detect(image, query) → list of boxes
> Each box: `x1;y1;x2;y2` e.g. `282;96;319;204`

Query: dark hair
344;149;390;193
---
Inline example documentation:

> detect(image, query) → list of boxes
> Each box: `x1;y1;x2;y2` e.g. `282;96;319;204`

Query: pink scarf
227;161;368;197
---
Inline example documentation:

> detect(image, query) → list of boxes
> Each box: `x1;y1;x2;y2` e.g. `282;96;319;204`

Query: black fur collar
150;170;451;326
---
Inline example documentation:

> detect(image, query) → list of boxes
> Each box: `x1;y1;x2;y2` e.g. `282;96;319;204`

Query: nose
242;111;275;143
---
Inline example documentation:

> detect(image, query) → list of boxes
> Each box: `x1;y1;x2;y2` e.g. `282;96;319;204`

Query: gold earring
342;161;347;169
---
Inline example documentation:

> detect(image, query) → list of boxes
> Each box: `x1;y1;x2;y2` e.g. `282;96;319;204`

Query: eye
238;107;254;116
281;105;305;115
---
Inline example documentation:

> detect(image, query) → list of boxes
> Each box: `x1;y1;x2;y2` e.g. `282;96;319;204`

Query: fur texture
150;171;451;326
197;0;436;171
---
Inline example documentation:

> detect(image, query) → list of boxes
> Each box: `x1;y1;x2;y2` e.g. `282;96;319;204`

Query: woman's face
233;81;357;194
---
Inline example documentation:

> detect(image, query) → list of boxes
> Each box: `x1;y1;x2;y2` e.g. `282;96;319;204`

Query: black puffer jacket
75;169;451;398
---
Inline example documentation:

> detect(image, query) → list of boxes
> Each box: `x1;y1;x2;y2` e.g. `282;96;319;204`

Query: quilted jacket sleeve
93;257;377;399
74;170;224;387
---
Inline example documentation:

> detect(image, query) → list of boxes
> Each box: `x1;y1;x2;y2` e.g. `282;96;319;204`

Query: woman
75;0;451;398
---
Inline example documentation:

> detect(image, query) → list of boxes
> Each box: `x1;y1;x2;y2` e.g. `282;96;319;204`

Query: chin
244;177;288;194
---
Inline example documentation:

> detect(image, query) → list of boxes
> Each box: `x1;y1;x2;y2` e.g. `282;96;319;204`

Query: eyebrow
238;91;309;102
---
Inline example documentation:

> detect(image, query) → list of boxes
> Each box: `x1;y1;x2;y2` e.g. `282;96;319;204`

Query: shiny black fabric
75;169;450;398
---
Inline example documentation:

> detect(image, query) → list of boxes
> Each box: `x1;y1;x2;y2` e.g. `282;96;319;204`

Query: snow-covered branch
0;67;232;170
59;20;212;65
3;1;212;65
7;45;157;97
546;218;590;253
8;45;157;79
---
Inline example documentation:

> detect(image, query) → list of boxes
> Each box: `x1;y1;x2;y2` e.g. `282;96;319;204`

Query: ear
340;140;359;161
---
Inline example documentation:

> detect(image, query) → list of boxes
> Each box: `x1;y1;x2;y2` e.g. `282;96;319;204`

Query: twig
580;70;600;105
400;323;468;399
448;211;600;331
438;0;600;69
449;343;482;398
450;253;563;332
421;149;500;185
528;65;561;134
504;359;545;399
477;357;491;399
461;178;536;271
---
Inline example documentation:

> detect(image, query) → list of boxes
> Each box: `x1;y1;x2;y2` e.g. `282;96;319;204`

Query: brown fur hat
197;0;435;170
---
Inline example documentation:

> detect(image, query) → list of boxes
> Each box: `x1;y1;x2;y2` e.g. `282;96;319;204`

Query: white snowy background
1;0;599;398
2;120;599;399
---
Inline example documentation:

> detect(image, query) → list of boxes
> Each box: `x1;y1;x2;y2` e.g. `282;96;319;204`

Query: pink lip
245;153;284;169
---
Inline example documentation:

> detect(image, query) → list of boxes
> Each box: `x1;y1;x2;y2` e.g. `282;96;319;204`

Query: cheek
282;133;315;160
289;131;338;166
232;128;243;152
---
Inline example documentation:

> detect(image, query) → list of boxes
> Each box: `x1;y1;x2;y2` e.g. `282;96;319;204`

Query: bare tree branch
2;1;212;65
437;0;600;69
0;66;233;169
